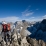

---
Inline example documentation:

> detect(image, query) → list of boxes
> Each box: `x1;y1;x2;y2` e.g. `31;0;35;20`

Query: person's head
2;21;7;24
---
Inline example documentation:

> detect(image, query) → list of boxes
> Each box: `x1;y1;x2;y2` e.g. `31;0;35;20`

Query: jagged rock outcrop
26;36;46;46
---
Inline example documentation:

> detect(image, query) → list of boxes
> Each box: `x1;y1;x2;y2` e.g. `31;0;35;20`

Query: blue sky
0;0;46;22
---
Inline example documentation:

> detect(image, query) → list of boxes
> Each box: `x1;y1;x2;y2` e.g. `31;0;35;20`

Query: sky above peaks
0;0;46;22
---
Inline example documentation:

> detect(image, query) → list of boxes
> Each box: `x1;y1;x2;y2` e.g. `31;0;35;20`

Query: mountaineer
1;21;11;43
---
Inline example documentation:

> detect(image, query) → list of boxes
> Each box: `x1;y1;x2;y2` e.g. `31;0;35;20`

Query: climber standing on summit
1;21;11;43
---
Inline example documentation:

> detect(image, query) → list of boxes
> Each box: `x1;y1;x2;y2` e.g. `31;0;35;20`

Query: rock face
27;19;46;42
26;37;46;46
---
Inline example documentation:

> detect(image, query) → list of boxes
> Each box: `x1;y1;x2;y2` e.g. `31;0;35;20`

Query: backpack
7;23;11;31
2;24;7;32
2;23;11;32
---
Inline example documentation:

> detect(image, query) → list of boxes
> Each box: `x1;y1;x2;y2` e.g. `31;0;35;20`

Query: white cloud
22;6;34;16
0;15;46;23
31;17;35;18
22;15;46;22
24;16;44;22
25;12;34;16
36;9;39;10
42;15;46;19
27;15;46;22
0;16;21;22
